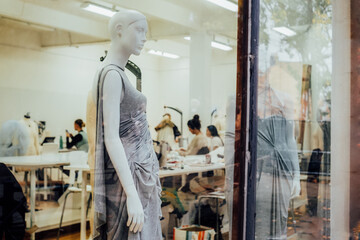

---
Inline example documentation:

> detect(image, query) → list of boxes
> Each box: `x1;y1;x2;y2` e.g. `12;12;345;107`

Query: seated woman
206;125;224;151
66;119;89;152
178;115;209;156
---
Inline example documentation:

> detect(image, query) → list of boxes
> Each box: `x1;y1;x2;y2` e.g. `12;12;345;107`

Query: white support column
331;0;351;239
189;32;212;129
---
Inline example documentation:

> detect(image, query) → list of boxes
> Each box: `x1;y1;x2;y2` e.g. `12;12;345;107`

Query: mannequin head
108;10;148;56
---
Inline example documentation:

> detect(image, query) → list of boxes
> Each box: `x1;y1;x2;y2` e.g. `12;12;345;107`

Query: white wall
155;50;236;139
0;27;236;142
0;38;161;140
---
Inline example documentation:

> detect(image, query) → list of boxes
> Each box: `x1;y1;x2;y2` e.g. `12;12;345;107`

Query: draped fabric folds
94;65;162;240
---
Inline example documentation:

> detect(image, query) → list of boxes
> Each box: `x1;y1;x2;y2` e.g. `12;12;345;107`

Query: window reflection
257;0;332;238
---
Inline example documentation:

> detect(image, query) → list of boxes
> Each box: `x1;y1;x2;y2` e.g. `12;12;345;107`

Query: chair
57;151;91;240
38;143;59;200
198;192;226;240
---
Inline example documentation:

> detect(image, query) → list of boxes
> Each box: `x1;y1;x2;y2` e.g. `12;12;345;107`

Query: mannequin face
119;19;148;56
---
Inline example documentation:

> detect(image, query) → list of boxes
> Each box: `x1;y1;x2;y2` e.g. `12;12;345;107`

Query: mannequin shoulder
92;69;124;102
103;70;124;91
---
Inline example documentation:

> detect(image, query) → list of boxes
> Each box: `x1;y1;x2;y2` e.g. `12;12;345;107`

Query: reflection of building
267;61;302;117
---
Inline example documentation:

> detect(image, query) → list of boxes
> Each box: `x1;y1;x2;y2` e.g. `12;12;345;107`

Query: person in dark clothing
306;148;323;216
0;163;27;240
66;119;89;152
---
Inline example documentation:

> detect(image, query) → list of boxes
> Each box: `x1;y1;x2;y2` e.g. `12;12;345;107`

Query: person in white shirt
178;115;209;156
206;125;224;151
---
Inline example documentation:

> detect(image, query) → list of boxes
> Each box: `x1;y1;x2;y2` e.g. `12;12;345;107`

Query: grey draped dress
94;64;162;240
256;115;300;240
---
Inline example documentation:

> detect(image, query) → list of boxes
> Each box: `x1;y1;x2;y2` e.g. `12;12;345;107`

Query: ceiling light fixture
184;36;233;51
81;2;117;17
205;0;238;12
211;41;233;51
273;27;297;37
148;50;180;59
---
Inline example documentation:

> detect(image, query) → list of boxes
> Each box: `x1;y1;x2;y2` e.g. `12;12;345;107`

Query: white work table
0;154;71;240
159;154;225;185
62;154;225;240
0;151;224;239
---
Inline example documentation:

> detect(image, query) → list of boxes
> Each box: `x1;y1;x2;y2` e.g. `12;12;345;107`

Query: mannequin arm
103;70;144;233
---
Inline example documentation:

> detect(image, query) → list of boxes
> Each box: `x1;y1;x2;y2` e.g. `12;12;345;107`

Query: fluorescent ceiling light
211;41;233;51
206;0;238;12
273;27;296;37
81;2;116;17
148;50;180;59
184;37;233;51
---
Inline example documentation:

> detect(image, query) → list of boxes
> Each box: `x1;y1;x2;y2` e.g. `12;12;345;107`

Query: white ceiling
0;0;237;54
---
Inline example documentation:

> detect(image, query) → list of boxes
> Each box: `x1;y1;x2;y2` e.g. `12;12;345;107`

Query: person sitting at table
206;125;224;151
178;115;209;156
66;119;89;152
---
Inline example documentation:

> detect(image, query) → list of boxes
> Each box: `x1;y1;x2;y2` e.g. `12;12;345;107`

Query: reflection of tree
259;2;333;239
260;0;332;83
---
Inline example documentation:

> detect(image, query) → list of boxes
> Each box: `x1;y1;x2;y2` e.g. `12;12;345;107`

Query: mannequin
19;113;40;156
0;120;29;157
256;73;301;239
92;10;162;240
86;90;96;236
154;114;178;148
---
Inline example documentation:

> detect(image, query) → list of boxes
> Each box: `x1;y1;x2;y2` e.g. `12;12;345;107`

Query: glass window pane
256;0;332;239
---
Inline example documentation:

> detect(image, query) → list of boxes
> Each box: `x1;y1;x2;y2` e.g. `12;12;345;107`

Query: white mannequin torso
93;10;149;235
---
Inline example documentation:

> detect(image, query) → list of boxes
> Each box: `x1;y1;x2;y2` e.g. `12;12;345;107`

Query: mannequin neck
105;43;131;69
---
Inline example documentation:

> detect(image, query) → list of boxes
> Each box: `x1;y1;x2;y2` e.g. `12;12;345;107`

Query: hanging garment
94;64;162;240
19;118;40;156
156;125;176;148
0;120;29;157
256;115;300;240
